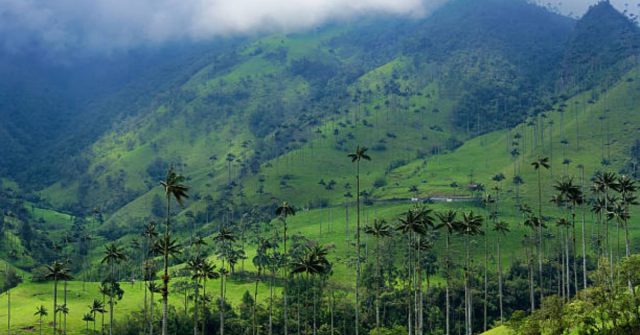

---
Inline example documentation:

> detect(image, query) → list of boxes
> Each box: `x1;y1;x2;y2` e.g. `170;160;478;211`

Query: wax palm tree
493;221;510;323
593;171;619;276
102;243;127;335
347;145;371;335
148;282;161;335
215;227;237;335
99;283;109;335
142;222;159;333
45;261;72;335
457;211;483;335
591;196;607;259
252;239;271;335
83;313;95;335
275;201;295;335
554;177;583;294
186;255;207;335
616;175;638;259
159;166;189;335
290;243;332;335
364;219;393;334
34;305;47;335
89;299;106;335
199;260;218;335
556;218;571;299
56;304;69;333
396;208;428;335
435;210;458;335
531;156;550;303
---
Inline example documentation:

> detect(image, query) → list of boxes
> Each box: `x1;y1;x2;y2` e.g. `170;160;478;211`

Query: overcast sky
0;0;634;55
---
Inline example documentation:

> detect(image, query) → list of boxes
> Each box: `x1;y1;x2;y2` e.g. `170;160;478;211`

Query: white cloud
0;0;442;53
0;0;634;54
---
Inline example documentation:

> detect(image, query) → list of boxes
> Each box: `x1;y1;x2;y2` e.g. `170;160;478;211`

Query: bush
31;266;49;282
373;178;387;188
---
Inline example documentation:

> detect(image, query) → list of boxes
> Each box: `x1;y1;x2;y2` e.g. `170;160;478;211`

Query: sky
0;0;635;55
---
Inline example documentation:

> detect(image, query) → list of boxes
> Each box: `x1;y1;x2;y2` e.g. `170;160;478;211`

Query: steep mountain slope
560;0;640;93
38;0;575;220
0;41;242;187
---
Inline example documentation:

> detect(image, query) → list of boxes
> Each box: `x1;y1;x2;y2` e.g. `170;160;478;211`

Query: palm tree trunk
220;262;225;335
162;195;171;335
64;280;68;335
109;295;114;335
284;221;289;335
407;233;413;335
7;287;10;335
580;170;588;290
537;169;544;304
483;223;488;332
269;269;274;335
572;211;578;297
150;291;155;335
194;278;199;335
355;163;361;335
566;227;570;298
445;233;450;335
201;280;207;335
624;218;633;293
53;279;58;335
330;291;335;335
144;279;148;335
253;276;259;335
498;238;504;323
375;236;381;335
102;293;106;335
525;243;534;312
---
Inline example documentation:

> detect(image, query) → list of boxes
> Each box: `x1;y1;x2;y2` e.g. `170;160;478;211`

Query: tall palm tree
89;299;106;335
523;214;544;305
199;260;218;335
275;201;295;335
45;261;72;335
160;166;189;335
531;156;550;303
364;219;393;334
34;305;47;335
492;221;510;323
186;256;204;335
396;208;424;335
556;218;571;299
560;178;583;294
215;227;237;335
253;239;271;335
83;313;95;335
148;282;161;335
101;243;127;335
456;211;483;335
142;222;158;334
435;210;458;335
56;304;69;334
593;171;619;279
616;175;638;260
347;145;371;335
290;243;332;335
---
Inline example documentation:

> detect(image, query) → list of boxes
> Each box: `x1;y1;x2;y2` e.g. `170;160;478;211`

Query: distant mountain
2;0;639;219
560;0;640;92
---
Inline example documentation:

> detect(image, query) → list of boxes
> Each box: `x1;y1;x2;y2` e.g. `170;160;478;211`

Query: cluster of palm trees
28;149;639;335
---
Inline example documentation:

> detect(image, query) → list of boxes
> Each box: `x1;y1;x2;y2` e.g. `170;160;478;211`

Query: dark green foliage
561;1;640;93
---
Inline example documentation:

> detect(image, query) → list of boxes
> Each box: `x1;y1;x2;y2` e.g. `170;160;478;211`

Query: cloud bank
0;0;634;55
0;0;443;54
